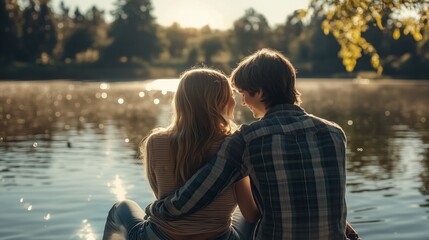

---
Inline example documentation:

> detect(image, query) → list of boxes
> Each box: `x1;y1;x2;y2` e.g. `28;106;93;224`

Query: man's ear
255;89;264;100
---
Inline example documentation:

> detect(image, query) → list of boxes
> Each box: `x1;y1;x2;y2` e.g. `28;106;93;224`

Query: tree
59;0;69;19
304;13;343;75
200;36;223;64
165;22;188;58
21;0;39;61
186;47;199;66
103;0;162;63
232;8;271;57
0;0;20;63
73;7;84;23
62;28;94;60
37;0;57;59
274;10;306;57
87;5;104;25
21;0;57;62
309;0;429;73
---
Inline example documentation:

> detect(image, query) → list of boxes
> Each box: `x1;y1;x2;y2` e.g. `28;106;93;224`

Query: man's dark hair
231;48;301;108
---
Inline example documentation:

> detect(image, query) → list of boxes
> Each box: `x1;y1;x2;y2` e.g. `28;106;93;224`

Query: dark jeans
102;199;256;240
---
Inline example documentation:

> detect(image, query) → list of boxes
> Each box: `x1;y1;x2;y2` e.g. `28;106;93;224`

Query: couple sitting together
102;48;360;240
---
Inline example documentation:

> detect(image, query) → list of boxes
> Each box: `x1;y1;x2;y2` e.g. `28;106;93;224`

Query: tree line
1;0;428;78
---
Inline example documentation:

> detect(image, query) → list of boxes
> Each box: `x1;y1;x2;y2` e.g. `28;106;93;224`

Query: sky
52;0;311;30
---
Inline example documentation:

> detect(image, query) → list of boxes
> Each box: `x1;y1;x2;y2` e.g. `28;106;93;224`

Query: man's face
223;93;236;120
238;89;266;119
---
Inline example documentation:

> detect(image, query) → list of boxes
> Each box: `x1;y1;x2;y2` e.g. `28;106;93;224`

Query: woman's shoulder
146;131;170;144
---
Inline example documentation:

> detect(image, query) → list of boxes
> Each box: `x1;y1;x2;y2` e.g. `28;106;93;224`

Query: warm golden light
108;175;127;201
146;79;180;92
76;219;96;240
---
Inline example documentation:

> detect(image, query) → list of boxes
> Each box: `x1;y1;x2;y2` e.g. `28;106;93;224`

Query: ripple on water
1;80;428;240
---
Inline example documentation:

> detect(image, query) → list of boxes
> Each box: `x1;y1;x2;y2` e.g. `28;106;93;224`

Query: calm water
0;79;428;240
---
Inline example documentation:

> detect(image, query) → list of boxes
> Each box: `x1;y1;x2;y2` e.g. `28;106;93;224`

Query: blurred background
1;0;428;79
1;1;429;240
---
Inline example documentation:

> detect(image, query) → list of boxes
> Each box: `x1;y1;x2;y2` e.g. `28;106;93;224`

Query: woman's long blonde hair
142;68;235;185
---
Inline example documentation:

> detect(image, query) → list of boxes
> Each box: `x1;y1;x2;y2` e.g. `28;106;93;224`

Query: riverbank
0;62;426;81
0;62;183;81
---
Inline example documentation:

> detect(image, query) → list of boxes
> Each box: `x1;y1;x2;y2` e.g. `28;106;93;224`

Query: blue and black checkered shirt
147;104;347;239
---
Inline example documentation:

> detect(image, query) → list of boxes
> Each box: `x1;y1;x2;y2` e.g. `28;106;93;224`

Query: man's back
240;104;347;239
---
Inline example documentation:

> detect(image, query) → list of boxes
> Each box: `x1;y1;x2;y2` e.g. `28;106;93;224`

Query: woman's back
140;68;256;239
146;134;237;239
103;68;258;240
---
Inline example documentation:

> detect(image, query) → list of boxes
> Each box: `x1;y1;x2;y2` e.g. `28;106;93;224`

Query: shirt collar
263;104;305;118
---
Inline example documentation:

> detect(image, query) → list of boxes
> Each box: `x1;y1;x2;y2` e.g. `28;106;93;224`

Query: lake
0;79;428;239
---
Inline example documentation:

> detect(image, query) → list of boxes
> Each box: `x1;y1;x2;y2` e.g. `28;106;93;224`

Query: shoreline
1;63;427;81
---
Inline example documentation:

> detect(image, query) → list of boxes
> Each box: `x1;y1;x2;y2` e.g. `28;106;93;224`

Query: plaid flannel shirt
147;104;347;240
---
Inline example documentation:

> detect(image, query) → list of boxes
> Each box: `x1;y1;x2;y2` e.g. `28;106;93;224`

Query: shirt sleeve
145;130;246;220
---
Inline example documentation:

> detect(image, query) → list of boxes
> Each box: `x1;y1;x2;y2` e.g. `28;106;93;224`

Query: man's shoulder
235;119;278;142
309;114;344;132
307;114;346;141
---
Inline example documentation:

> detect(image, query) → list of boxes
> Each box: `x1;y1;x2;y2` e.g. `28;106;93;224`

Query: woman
102;68;260;240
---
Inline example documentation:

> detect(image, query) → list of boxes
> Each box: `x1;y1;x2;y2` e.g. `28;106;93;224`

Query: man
146;48;351;239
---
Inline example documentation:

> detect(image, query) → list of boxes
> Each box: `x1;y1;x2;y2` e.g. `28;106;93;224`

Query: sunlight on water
1;80;428;240
100;83;110;90
108;175;127;201
76;219;96;240
390;126;426;179
145;79;180;92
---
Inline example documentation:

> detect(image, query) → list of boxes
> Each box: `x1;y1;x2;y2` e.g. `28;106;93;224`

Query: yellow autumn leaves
312;0;428;74
392;18;424;41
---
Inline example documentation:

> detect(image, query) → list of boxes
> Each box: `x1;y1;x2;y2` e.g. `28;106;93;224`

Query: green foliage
233;8;271;56
165;22;188;58
62;28;94;60
20;0;57;62
60;3;106;62
200;36;224;64
21;0;39;61
103;0;162;63
37;0;57;57
311;0;429;73
0;0;20;63
1;0;428;79
186;47;199;66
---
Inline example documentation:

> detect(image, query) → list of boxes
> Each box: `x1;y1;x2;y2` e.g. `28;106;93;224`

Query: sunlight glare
146;79;180;92
108;175;127;201
100;83;110;90
76;219;96;240
163;2;224;29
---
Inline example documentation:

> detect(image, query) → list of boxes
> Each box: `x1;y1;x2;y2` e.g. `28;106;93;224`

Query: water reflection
0;81;170;151
77;219;97;240
108;175;127;201
0;79;428;239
